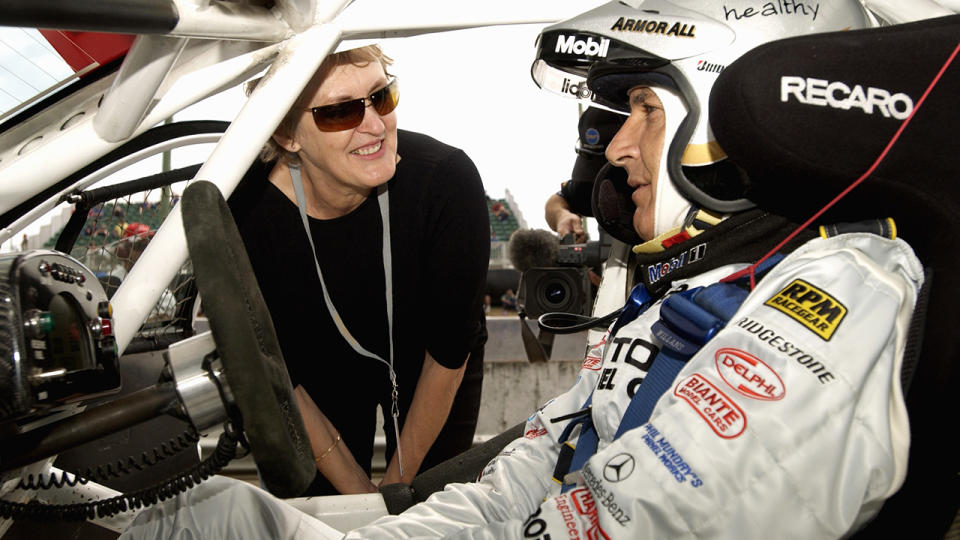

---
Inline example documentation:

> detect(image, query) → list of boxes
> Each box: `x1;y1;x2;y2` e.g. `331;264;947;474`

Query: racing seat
708;15;960;538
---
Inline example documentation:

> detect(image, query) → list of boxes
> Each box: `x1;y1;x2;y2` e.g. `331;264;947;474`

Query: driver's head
534;0;874;243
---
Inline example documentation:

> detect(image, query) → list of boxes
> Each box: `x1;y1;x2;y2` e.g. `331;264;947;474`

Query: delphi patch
764;279;846;341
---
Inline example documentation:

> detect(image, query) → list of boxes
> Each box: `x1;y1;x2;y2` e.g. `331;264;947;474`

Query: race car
1;1;957;538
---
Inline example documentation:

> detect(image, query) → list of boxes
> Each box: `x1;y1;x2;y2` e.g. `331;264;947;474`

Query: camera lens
544;282;567;305
521;267;590;317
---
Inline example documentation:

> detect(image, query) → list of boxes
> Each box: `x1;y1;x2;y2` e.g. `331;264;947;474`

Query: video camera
510;230;611;318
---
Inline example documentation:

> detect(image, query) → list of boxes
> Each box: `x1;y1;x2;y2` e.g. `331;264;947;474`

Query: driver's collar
632;208;726;255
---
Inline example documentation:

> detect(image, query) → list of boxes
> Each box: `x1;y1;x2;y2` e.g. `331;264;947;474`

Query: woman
230;45;489;495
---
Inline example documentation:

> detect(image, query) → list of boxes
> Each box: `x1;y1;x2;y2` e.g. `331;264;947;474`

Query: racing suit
346;219;922;539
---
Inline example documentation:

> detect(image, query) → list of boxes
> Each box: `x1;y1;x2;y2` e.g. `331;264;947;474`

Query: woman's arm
379;352;467;486
293;385;377;494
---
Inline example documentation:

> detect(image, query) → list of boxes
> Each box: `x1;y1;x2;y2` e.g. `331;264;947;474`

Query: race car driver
343;1;927;538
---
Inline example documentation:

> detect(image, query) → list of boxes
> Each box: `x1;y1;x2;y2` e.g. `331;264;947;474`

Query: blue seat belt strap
552;395;593;491
559;255;785;489
614;272;777;439
556;284;655;492
611;256;784;441
560;287;735;490
609;282;655;337
561;421;598;492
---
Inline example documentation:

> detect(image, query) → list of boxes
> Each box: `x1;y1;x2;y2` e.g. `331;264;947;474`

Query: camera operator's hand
545;193;587;244
555;211;586;243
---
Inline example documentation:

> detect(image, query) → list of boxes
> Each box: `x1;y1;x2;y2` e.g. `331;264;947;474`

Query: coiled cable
15;426;202;491
0;423;241;521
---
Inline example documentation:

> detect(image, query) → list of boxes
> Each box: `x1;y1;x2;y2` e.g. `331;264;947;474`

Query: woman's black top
230;130;489;492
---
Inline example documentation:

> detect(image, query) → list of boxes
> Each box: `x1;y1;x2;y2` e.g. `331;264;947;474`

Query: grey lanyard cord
289;164;403;477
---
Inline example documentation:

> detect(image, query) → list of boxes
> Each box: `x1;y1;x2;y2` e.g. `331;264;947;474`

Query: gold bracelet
315;433;341;464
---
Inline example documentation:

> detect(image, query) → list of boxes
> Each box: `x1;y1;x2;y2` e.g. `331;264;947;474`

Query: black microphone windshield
508;229;559;272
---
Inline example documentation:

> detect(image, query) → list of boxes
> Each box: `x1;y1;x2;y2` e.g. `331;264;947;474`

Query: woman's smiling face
290;61;399;197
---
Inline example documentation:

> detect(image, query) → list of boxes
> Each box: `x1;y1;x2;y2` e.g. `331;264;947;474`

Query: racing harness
551;258;781;492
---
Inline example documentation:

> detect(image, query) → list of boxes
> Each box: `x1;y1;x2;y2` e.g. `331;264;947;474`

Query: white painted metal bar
0;3;560;217
145;41;283;126
111;24;343;353
0;1;571;353
273;0;355;32
0;40;280;216
93;35;188;143
169;0;294;41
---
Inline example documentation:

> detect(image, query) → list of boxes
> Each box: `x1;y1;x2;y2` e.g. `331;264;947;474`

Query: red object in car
38;30;134;74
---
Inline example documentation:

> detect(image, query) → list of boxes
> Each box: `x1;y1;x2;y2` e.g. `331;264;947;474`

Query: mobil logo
555;34;611;57
715;347;785;401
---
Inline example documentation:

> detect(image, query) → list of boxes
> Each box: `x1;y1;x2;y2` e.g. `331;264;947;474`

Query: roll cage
0;0;586;355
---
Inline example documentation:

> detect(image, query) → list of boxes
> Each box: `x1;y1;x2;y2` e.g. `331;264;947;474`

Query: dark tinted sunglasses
309;78;399;132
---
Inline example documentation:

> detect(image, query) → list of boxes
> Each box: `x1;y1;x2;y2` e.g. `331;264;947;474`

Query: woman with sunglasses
230;45;489;496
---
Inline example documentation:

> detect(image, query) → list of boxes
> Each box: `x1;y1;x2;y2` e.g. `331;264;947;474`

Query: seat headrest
710;14;960;234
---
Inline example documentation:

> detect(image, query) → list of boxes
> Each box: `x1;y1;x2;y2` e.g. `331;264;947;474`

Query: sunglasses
308;78;399;132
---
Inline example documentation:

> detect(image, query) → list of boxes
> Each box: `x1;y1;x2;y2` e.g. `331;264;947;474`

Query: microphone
507;229;559;273
506;228;560;363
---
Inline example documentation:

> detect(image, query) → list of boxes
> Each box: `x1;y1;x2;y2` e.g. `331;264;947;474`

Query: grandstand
45;199;171;251
487;189;525;270
487;198;519;242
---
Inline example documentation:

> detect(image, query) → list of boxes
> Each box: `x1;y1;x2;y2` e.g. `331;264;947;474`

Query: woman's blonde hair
245;45;394;163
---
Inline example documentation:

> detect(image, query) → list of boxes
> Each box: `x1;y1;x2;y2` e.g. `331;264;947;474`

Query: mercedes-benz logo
603;453;635;482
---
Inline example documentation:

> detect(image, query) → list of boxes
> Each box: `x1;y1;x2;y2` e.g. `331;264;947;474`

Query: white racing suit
347;232;922;539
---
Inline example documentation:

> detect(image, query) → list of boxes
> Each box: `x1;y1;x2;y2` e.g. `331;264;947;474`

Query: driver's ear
272;130;301;153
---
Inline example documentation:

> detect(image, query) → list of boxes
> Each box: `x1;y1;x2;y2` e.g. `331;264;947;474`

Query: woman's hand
378;353;467;488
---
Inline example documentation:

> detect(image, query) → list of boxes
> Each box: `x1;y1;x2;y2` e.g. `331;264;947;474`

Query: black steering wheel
182;180;315;498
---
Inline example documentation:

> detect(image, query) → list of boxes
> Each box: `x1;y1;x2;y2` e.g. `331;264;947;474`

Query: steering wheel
181;180;315;498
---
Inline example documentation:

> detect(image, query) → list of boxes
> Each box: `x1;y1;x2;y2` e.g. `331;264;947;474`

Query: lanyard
289;164;403;478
